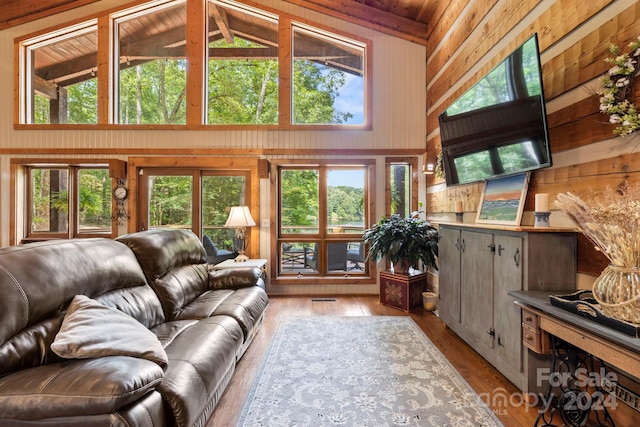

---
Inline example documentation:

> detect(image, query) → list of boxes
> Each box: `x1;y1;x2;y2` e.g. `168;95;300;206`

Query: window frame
19;20;99;125
385;156;419;218
10;159;125;244
291;21;367;126
127;156;260;253
15;0;372;130
272;159;376;285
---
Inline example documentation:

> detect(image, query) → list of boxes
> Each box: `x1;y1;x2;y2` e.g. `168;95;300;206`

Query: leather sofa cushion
0;316;65;377
0;238;150;346
117;229;207;281
177;287;268;342
152;264;209;319
118;229;212;320
51;295;168;367
151;316;243;427
0;356;163;420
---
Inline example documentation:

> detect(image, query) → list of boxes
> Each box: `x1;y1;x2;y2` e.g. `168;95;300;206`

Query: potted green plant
363;212;439;274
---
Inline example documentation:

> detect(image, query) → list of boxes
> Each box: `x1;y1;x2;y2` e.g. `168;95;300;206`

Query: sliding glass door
137;168;250;254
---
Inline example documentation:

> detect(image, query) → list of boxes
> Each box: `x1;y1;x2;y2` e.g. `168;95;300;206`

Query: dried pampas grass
555;182;640;267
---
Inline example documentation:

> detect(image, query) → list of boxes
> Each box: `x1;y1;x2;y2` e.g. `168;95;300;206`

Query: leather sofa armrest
208;267;262;290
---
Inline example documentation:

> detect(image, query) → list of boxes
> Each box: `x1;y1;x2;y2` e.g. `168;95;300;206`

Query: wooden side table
211;258;267;271
379;269;428;312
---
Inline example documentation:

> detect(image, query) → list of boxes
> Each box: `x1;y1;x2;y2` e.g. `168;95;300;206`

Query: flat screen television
438;34;551;186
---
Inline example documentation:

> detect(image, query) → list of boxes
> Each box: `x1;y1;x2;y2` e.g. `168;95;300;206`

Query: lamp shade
224;206;256;228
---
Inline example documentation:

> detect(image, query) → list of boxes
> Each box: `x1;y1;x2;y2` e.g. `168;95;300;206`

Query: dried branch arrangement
555;182;640;267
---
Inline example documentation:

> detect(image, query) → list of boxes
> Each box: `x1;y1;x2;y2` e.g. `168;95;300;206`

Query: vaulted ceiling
0;0;433;45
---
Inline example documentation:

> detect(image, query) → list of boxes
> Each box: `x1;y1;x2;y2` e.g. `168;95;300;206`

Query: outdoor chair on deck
203;235;238;264
347;242;365;270
306;243;348;272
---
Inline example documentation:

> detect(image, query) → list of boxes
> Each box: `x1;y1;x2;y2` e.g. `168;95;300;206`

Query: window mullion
97;15;110;124
318;167;328;239
186;0;205;125
70;167;79;237
278;16;291;127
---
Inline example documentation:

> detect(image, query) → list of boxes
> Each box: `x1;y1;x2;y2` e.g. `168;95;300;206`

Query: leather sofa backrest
117;229;210;320
0;238;165;376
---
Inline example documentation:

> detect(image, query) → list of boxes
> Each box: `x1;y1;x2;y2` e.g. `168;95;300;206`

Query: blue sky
334;74;365;125
327;170;365;188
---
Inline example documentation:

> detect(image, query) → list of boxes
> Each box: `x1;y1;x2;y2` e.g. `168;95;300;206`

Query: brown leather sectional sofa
0;229;268;427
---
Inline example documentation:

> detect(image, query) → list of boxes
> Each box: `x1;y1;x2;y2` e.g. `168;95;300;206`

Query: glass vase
592;264;640;324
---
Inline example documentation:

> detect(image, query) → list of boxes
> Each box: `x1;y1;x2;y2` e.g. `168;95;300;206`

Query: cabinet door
493;234;523;371
438;227;461;326
460;231;494;350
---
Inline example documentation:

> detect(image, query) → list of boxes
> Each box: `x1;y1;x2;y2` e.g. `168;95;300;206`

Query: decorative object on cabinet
598;36;640;137
533;193;551;227
533;211;551;227
476;172;529;225
555;183;640;323
363;212;438;274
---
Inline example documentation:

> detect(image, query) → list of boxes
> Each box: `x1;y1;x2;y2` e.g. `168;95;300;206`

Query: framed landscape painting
476;172;530;225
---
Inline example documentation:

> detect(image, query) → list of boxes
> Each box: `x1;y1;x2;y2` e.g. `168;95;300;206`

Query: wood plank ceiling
0;0;433;44
27;0;369;90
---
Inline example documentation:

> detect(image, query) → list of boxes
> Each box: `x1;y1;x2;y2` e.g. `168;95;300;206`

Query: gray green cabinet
438;224;577;393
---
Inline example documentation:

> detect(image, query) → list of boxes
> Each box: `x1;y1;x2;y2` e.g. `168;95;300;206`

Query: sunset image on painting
478;173;528;222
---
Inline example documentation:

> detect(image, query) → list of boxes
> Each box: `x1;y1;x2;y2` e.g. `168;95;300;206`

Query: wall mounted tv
438;34;551;186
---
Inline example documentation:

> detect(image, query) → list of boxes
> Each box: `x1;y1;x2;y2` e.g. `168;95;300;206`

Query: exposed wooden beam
209;3;235;44
33;75;58;99
283;0;427;46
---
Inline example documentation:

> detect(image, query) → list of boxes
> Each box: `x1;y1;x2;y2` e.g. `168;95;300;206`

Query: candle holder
455;212;464;223
534;211;551;228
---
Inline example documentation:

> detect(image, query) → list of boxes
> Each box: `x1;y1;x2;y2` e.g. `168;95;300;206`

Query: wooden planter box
379;269;428;312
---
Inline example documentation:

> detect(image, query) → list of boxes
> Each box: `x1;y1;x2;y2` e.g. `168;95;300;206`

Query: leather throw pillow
51;294;168;367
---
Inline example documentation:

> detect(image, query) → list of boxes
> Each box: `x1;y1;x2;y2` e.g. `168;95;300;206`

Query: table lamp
224;206;256;262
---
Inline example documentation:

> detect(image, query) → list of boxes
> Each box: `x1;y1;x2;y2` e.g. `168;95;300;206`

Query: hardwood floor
206;295;539;427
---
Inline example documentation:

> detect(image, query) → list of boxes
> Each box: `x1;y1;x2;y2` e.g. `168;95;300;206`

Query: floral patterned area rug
237;316;503;426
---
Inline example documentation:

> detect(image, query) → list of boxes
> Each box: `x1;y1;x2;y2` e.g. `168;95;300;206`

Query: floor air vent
311;298;336;302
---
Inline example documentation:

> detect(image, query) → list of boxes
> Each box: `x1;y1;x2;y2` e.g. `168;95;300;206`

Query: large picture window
292;23;366;125
21;22;98;124
277;164;370;279
207;1;278;124
17;0;370;129
115;0;187;124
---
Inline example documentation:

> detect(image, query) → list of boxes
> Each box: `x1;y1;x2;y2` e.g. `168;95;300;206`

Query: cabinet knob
525;334;533;341
524;316;533;322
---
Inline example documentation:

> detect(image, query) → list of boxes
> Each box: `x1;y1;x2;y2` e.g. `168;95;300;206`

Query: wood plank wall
425;0;640;278
425;3;640;419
